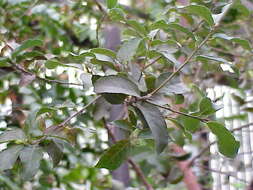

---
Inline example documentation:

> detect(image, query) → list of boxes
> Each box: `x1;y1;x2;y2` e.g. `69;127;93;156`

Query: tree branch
10;61;83;87
146;101;209;122
44;96;101;133
148;1;235;97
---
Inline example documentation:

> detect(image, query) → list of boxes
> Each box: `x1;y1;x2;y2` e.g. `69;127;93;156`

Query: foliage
0;0;252;189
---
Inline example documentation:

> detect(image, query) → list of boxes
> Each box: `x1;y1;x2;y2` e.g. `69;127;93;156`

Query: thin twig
230;122;253;132
44;96;101;133
189;121;253;166
10;62;83;86
137;56;163;82
146;101;209;122
148;1;235;97
142;56;163;71
188;141;216;166
148;30;215;97
93;0;107;14
196;163;248;184
104;123;154;190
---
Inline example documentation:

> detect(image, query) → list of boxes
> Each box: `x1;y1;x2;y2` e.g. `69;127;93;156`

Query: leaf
185;5;214;26
36;107;57;118
126;20;147;36
167;23;196;41
19;73;36;86
90;48;116;58
106;0;117;9
12;39;43;58
231;93;245;105
94;75;141;97
90;58;115;69
136;102;169;153
179;115;200;133
199;97;216;116
212;3;233;25
206;122;240;158
93;97;111;121
117;38;141;62
0;57;10;67
44;141;63;167
213;33;251;51
45;60;59;69
103;93;127;104
0;145;24;171
196;55;228;64
0;128;26;143
169;152;191;161
155;72;189;94
96;139;131;170
109;8;125;21
0;174;22;190
19;146;44;180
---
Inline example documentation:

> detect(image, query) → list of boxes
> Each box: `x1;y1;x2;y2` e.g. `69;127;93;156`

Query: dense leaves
0;0;251;189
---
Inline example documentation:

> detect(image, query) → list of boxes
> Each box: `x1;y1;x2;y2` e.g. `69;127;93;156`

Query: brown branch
142;56;163;71
104;123;154;190
44;96;101;133
148;1;235;97
10;62;83;87
146;101;209;122
93;0;107;14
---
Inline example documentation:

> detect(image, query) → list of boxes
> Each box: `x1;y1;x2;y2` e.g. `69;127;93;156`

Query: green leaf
0;57;10;67
179;115;200;133
12;39;43;58
185;5;214;26
36;107;57;118
167;23;196;41
19;146;44;180
96;139;130;170
109;8;125;21
106;0;117;9
199;97;216;116
94;75;141;97
213;33;251;51
136;102;169;153
126;20;147;36
90;48;116;58
45;60;59;69
196;55;228;64
117;38;141;62
231;93;245;105
206;121;240;158
0;174;22;190
44;141;63;167
0;128;26;143
90;58;116;69
103;93;127;104
0;145;24;171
